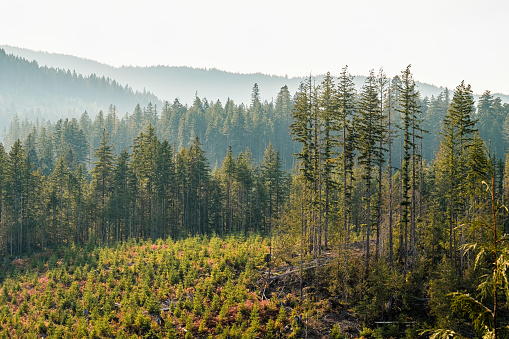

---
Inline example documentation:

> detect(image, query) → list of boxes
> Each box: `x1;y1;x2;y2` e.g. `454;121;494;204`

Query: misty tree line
0;123;290;255
4;83;297;172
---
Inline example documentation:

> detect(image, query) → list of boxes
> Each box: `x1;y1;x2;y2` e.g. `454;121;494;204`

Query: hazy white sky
1;0;508;94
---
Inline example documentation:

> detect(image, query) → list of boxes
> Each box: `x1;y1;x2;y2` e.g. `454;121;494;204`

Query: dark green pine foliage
205;100;227;165
131;124;159;240
261;142;285;234
91;129;115;246
0;144;7;254
438;81;477;270
187;136;210;235
174;136;211;236
250;84;263;151
6;140;28;255
274;85;296;169
356;70;383;276
422;89;449;159
477;90;506;157
235;150;254;235
219;146;236;234
374;68;389;260
464;132;489;237
337;66;357;240
261;142;285;281
24;128;39;172
318;72;339;250
73;164;87;244
290;78;315;256
37;126;55;176
155;139;175;240
51;155;70;245
111;148;134;242
395;65;420;271
290;78;314;185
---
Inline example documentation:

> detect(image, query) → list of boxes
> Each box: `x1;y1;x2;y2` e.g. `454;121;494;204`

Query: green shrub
331;324;344;339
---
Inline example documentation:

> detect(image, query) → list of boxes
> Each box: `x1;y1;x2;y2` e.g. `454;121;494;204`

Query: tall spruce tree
337;66;357;242
318;72;339;250
261;142;285;282
375;68;389;260
395;65;420;271
437;81;477;270
357;70;383;276
91;129;115;245
291;77;315;255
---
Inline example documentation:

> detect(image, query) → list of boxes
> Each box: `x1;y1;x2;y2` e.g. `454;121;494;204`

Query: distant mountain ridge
0;49;161;137
5;45;502;107
1;45;304;105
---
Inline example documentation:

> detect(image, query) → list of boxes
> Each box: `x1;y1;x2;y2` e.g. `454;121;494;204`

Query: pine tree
112;148;133;242
318;72;339;250
155;139;175;239
274;85;294;168
131;125;159;239
477;90;505;156
219;146;236;234
375;68;389;260
6;140;27;254
0;143;7;253
235;151;254;235
291;77;315;255
437;81;477;270
395;65;420;270
337;66;357;242
261;142;285;282
51;155;70;244
91;129;115;245
357;70;382;276
187;136;210;235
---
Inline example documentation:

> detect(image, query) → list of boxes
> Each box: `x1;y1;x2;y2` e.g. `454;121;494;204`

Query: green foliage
356;261;406;323
276;306;287;327
331;324;345;339
428;259;462;331
360;326;375;338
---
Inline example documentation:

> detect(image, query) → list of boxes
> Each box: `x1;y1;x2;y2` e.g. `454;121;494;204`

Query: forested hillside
0;45;305;107
0;62;508;338
0;49;161;126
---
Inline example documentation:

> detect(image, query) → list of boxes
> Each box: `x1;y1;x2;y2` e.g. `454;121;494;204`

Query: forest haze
5;45;498;124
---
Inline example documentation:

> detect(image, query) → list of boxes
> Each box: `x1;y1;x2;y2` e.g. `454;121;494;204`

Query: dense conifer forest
0;60;508;338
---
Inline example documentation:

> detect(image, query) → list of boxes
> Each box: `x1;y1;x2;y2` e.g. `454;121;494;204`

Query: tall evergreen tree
261;142;285;282
91;129;115;245
395;65;420;270
437;81;477;270
318;72;339;250
357;70;383;275
6;140;27;254
337;66;357;242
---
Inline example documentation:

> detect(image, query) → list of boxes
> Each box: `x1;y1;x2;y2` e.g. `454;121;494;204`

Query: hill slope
0;49;161;130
